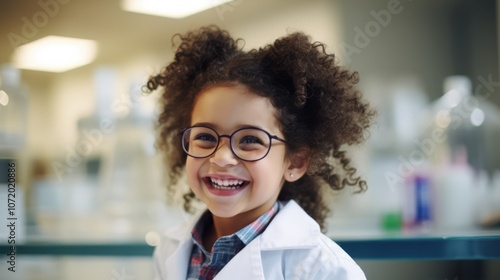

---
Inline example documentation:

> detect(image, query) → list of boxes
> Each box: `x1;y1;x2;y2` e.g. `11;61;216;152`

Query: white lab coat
153;200;366;280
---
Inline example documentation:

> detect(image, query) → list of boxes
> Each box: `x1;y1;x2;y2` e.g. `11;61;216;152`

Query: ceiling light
12;36;97;73
121;0;233;19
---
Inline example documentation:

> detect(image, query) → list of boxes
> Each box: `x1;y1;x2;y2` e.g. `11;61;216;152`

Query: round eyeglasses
181;126;287;162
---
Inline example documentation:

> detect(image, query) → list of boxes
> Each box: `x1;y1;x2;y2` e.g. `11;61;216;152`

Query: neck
203;200;278;251
202;215;250;251
212;202;275;238
212;215;252;237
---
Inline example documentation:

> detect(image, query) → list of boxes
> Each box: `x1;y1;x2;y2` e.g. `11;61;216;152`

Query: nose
209;138;238;167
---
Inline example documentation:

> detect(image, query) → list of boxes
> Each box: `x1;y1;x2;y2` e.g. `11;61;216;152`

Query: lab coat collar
163;200;320;279
258;199;320;250
164;210;201;242
215;200;320;279
166;200;319;249
167;200;319;248
163;212;202;280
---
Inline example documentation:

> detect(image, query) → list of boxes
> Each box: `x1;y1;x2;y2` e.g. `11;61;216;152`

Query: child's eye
192;133;218;150
239;136;264;145
194;133;217;142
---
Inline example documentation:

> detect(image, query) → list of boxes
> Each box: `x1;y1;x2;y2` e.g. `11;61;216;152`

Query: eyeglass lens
182;127;272;161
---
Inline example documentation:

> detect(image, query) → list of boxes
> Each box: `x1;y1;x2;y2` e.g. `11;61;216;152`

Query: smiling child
148;25;374;280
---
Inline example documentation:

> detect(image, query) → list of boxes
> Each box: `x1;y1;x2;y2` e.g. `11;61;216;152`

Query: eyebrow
191;122;267;132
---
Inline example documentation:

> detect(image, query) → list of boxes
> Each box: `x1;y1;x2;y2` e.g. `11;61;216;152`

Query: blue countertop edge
335;235;500;260
1;235;499;260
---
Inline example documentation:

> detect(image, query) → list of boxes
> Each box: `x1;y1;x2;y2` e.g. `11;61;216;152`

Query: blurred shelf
335;235;500;260
1;234;499;260
0;242;154;257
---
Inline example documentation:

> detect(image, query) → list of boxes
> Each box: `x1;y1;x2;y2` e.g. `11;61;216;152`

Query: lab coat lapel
214;236;265;280
259;200;318;250
164;238;193;280
215;201;317;279
162;214;200;280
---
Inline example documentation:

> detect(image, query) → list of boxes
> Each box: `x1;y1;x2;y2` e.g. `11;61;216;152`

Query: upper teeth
210;178;244;186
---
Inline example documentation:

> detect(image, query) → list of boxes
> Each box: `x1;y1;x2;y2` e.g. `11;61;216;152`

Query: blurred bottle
421;75;500;175
433;146;476;229
359;76;429;233
416;75;500;230
401;171;433;232
415;174;432;229
0;65;27;151
479;171;500;228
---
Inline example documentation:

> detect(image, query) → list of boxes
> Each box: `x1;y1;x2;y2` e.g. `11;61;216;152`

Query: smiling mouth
205;177;249;190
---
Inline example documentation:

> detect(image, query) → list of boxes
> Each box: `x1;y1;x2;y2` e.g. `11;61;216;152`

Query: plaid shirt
187;202;280;280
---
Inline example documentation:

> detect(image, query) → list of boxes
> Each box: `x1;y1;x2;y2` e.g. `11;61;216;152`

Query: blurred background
0;0;500;279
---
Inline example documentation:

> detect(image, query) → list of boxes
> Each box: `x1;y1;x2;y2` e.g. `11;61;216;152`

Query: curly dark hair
146;25;375;231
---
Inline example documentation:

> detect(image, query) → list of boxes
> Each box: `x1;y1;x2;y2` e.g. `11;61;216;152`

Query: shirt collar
191;201;280;251
236;202;279;245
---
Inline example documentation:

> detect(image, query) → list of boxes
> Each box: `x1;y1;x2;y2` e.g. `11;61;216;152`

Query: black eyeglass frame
180;125;287;162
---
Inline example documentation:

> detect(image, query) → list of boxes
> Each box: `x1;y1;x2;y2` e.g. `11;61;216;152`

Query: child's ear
285;148;310;182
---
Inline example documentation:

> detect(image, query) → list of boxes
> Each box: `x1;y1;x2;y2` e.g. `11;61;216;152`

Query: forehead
191;84;280;133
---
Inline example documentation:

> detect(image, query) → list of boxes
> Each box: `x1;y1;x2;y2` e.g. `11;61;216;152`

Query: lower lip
204;180;247;197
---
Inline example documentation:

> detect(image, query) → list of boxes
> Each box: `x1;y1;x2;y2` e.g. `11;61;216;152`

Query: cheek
266;150;288;171
249;157;287;182
185;159;200;184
